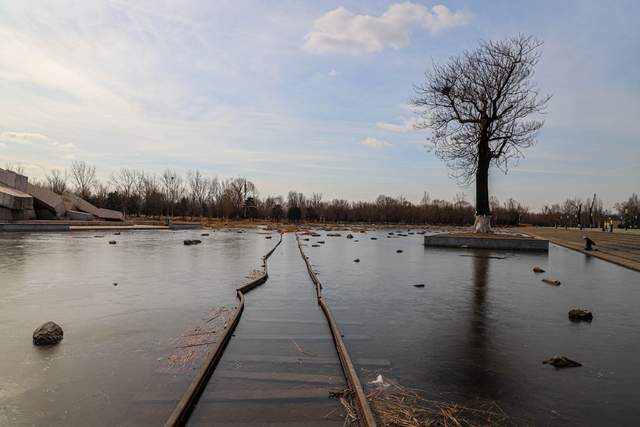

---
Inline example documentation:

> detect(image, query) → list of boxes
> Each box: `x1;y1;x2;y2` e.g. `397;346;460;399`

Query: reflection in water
463;253;500;398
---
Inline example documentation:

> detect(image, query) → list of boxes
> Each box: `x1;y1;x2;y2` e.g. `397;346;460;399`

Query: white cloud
377;117;419;133
0;131;76;156
304;3;468;55
0;131;50;144
360;137;392;148
329;68;341;77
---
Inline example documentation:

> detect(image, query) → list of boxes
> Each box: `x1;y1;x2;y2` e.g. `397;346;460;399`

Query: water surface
0;229;272;426
304;229;640;425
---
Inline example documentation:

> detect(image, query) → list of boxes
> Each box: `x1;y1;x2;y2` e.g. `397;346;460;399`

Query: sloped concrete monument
0;167;124;223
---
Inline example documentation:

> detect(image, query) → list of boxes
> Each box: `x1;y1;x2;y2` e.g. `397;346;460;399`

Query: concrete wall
424;235;549;251
0;168;28;192
62;192;124;221
28;184;66;217
0;223;70;232
66;210;94;221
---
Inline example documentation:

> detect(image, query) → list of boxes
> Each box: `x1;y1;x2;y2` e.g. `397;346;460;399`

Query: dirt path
521;227;640;272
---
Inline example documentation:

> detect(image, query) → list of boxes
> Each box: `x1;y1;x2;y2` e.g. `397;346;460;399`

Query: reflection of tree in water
460;252;505;401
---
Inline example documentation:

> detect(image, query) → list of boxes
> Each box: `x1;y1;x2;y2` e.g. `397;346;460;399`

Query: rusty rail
296;234;377;427
165;233;283;427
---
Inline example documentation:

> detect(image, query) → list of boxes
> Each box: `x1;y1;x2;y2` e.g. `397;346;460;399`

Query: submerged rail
165;233;283;427
296;234;377;427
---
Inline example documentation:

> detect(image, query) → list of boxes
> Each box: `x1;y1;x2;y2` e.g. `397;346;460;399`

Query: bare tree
187;170;208;218
4;163;25;175
110;168;137;214
46;168;68;194
70;160;97;199
413;34;550;232
161;169;183;217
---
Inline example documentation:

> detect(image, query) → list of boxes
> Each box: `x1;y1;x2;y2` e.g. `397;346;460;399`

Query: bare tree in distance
412;34;551;232
46;168;68;194
4;162;25;175
70;160;97;199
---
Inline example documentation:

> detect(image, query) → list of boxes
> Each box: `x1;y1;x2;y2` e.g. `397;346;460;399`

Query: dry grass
162;307;232;373
367;378;524;427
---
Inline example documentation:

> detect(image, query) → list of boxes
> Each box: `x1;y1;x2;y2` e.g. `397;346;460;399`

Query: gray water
0;229;272;426
304;229;640;426
2;229;639;426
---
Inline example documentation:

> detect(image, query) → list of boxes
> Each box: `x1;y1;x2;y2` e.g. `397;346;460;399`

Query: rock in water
265;236;272;239
371;237;377;240
396;249;403;253
568;308;593;321
346;234;354;239
109;240;116;245
542;277;561;286
33;321;64;346
184;239;202;245
533;266;545;273
413;284;425;288
353;258;360;263
543;355;582;368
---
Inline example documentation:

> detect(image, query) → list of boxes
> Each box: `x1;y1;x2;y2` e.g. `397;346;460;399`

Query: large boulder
33;321;64;346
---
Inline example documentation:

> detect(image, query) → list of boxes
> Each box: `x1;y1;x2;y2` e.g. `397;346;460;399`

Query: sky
0;0;638;210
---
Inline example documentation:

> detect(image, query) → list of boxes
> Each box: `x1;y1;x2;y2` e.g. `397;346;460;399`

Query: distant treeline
19;161;640;228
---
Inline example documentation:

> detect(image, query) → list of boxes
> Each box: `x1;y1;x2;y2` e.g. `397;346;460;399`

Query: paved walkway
188;234;348;426
521;227;640;272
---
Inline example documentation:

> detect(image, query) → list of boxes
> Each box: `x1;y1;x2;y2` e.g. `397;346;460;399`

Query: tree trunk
474;140;492;233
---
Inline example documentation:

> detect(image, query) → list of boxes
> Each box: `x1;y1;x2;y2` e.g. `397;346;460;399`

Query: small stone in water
354;258;360;263
396;249;403;253
542;277;561;286
533;266;545;273
33;321;64;346
568;308;593;321
113;282;118;286
413;284;425;288
543;355;582;368
109;240;116;245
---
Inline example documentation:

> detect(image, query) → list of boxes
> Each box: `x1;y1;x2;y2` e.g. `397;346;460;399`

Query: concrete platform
424;232;549;251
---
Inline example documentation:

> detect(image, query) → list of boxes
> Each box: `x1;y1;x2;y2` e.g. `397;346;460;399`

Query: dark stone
532;266;545;273
303;238;310;241
201;233;210;236
318;241;325;244
354;258;360;263
396;249;403;253
371;237;377;240
346;234;354;239
108;240;116;245
33;321;64;346
184;239;202;245
312;244;320;247
113;232;121;235
543;355;582;368
568;309;593;321
113;282;118;286
265;236;272;239
413;284;425;288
